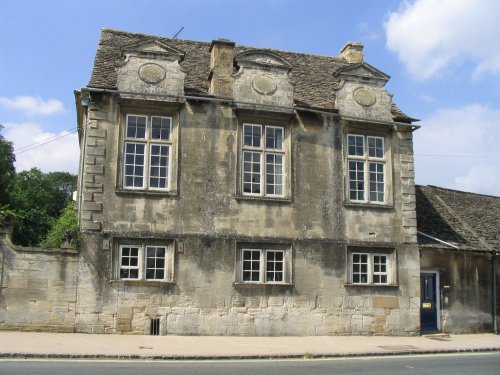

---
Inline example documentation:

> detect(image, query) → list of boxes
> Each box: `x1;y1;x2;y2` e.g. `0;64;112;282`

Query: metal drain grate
150;317;160;336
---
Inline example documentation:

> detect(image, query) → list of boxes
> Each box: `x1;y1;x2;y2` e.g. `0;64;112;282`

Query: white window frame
347;134;386;204
123;114;173;191
236;246;292;284
117;243;174;282
241;123;286;198
349;251;392;285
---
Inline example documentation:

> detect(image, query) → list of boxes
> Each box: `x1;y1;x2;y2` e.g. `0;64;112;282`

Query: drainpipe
493;251;498;334
76;91;89;225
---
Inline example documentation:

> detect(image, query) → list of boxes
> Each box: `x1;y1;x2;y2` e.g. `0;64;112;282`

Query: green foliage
10;168;77;246
40;202;80;249
0;205;16;226
0;124;16;206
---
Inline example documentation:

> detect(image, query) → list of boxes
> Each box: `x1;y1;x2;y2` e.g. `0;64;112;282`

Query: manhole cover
379;345;419;351
427;337;451;341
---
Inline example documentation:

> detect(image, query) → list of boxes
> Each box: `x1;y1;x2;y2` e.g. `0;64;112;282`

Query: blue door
420;273;438;332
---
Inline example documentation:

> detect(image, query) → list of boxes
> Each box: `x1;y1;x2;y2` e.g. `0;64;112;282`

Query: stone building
71;28;420;336
0;28;423;336
416;185;499;333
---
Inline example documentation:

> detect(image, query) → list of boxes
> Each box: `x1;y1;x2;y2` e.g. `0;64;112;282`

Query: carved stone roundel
353;88;376;106
138;63;166;84
252;75;277;95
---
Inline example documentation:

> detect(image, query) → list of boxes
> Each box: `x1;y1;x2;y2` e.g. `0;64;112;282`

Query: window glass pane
265;250;285;283
120;246;140;279
151;117;171;140
373;254;389;284
368;136;384;158
265;153;283;196
351;252;368;284
242;249;261;282
145;246;167;280
243;151;261;194
243;124;261;147
265;126;284;149
348;135;364;156
149;145;169;189
124;142;145;188
369;162;384;202
348;160;365;200
126;115;146;139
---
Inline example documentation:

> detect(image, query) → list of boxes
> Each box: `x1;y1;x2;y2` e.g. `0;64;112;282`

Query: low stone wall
0;229;78;332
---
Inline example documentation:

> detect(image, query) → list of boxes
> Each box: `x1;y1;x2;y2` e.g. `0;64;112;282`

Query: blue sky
1;0;499;196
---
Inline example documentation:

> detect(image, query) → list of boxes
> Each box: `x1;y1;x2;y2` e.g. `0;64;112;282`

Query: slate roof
416;185;500;252
88;28;413;122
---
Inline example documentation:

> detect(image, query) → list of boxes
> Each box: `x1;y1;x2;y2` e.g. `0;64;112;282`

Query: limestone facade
1;29;422;336
71;30;421;336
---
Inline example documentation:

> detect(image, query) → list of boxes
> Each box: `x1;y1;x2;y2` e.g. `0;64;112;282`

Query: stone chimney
339;42;364;64
209;38;235;97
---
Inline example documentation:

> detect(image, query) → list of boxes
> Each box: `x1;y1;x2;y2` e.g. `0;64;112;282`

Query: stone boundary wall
0;228;78;332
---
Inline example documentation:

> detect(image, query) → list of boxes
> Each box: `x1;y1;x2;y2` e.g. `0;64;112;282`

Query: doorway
420;271;440;332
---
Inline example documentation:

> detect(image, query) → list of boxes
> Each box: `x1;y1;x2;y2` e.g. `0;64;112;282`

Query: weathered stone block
373;296;399;309
83;202;102;211
86;165;104;175
87;129;107;138
87;146;106;156
116;318;131;332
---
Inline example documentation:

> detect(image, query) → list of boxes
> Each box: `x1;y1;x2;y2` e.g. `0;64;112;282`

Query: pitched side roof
416;185;500;251
88;28;414;122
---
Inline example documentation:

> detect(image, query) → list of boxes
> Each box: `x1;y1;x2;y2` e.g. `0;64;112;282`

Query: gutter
493;251;498;334
83;88;418;125
341;115;420;131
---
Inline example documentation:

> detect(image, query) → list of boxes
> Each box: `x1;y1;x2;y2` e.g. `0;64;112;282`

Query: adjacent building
416;185;499;333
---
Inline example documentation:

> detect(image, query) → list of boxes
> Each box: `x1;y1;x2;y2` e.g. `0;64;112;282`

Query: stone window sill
344;283;399;288
344;202;394;210
111;279;176;287
235;195;293;204
115;188;179;197
233;282;294;288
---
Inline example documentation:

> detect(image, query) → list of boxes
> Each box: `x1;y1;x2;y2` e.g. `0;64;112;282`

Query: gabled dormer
116;39;186;98
334;43;394;122
232;49;294;109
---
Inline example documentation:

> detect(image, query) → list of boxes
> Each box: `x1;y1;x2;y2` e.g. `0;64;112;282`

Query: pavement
0;331;499;360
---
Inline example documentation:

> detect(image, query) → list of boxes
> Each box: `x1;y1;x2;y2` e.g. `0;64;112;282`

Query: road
0;352;498;375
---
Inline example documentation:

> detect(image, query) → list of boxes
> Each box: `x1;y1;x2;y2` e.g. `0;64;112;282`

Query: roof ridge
100;28;211;46
100;28;346;62
425;184;500;199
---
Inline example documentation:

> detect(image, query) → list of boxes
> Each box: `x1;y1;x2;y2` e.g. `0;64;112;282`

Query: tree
10;168;77;246
0;123;16;207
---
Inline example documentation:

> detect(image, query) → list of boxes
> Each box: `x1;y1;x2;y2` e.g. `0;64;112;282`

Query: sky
1;0;499;196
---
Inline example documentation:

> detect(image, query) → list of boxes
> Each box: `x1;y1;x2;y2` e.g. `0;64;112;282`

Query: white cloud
454;165;500;195
385;0;500;80
0;96;64;116
3;122;79;174
414;104;500;196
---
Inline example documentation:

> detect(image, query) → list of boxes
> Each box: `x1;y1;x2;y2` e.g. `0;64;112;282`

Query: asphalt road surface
0;352;499;375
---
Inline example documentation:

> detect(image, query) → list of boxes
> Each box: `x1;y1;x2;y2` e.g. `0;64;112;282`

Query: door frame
420;270;441;332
